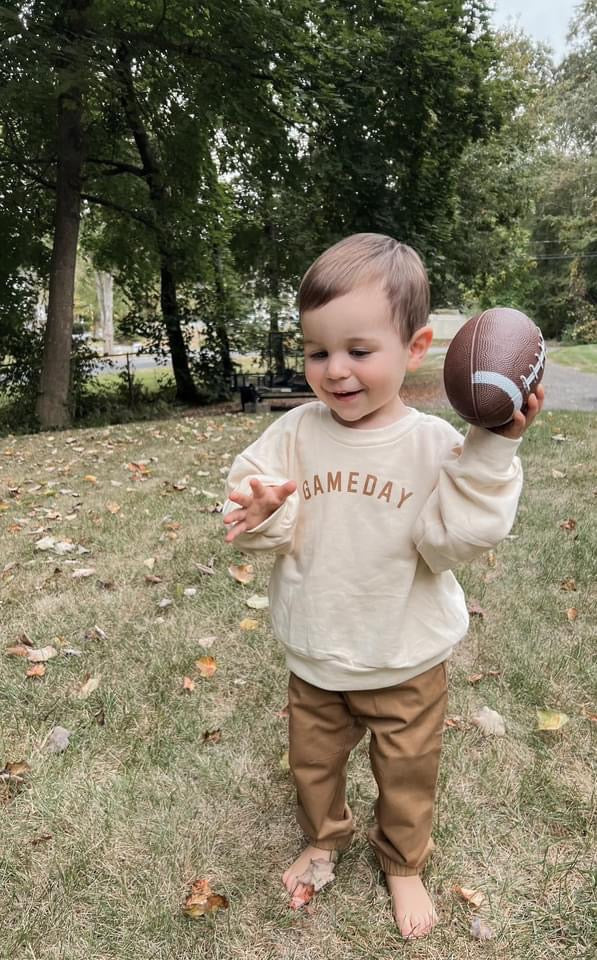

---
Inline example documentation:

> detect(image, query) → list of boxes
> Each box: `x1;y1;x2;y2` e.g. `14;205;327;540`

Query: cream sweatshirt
223;402;523;691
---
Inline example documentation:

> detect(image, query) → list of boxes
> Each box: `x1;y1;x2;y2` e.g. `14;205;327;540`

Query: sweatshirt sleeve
412;425;523;574
222;418;299;553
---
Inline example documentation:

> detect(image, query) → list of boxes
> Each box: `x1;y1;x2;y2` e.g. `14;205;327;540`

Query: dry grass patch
1;406;595;959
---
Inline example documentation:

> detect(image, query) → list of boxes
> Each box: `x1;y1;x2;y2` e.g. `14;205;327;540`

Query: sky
491;0;581;61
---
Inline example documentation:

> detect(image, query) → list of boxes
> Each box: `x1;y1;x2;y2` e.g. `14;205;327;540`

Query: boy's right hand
223;478;297;543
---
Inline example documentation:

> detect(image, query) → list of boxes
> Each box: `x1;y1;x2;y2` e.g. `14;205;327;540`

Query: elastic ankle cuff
377;855;421;877
306;837;351;853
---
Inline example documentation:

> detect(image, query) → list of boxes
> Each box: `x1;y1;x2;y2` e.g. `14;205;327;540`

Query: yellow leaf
182;878;229;919
84;475;97;484
228;563;254;584
536;709;569;731
239;618;258;631
279;750;290;771
453;885;486;908
196;656;217;678
76;675;100;698
26;664;46;678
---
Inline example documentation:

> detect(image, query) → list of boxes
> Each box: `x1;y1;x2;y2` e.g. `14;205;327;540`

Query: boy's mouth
332;389;362;400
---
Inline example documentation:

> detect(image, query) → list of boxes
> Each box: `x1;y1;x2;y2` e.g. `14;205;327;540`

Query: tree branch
86;157;146;177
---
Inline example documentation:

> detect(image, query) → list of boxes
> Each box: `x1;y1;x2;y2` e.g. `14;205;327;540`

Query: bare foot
282;844;336;895
386;874;438;939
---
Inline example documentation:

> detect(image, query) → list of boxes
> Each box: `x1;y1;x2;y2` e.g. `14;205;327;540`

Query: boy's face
302;284;432;429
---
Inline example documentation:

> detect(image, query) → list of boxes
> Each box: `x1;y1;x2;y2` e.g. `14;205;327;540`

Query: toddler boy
223;234;543;938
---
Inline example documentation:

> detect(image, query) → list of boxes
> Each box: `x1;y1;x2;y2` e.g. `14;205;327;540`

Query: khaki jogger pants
287;661;448;877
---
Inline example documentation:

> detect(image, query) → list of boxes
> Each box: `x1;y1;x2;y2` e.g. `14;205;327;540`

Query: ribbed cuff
460;425;522;472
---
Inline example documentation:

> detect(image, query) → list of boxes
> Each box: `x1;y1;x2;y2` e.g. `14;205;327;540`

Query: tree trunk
212;245;235;393
116;53;199;403
95;270;114;354
161;259;200;402
265;219;286;379
35;88;84;428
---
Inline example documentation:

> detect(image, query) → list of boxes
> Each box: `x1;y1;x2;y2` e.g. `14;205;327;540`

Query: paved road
541;360;597;412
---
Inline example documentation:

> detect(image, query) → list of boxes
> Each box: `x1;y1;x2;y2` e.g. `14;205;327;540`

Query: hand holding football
442;307;546;429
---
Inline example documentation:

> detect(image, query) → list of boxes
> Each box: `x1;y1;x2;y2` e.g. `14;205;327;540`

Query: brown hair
298;233;430;344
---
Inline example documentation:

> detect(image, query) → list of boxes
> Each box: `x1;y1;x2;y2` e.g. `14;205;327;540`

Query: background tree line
1;0;595;429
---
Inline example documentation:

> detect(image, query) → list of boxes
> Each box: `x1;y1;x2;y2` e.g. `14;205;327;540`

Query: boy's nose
326;355;351;380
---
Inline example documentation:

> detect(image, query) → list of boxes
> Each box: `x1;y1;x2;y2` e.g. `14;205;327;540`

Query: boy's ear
407;325;433;371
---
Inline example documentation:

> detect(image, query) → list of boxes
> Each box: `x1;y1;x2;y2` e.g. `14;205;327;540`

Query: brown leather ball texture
443;307;546;429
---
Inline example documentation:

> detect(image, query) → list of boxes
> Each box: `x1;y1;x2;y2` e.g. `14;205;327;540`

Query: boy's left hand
489;384;545;439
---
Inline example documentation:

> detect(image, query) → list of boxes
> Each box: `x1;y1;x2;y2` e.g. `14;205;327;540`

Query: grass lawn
1;401;595;959
548;343;597;374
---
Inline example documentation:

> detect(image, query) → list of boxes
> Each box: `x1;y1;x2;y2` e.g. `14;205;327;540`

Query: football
443;307;546;429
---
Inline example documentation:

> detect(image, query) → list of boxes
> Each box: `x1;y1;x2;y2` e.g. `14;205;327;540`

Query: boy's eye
308;350;370;359
351;350;369;358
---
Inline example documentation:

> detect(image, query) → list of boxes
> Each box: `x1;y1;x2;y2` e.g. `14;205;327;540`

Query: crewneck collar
316;402;422;446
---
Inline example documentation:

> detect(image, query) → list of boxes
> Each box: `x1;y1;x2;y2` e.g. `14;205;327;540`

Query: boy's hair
298;233;430;344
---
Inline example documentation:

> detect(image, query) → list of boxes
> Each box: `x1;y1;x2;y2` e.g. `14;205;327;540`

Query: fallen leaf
26;664;46;678
470;916;494;940
45;726;71;753
106;501;121;514
536;709;569;731
453;885;486;908
297;858;336;893
84;475;98;484
197;635;217;649
467;601;486;618
144;557;156;570
560;578;577;592
145;574;163;584
245;594;269;610
27;645;58;663
228;563;254;584
279;750;290;771
194;562;215;576
35;536;57;551
54;540;76;555
559;518;577;532
71;567;96;579
196;656;217;678
467;671;501;685
5;644;30;658
31;833;53;845
202;729;222;744
444;715;469;731
551;434;567;442
183;588;197;597
0;760;31;783
75;675;100;698
289;882;315;910
472;706;505;737
566;608;578;622
157;597;173;609
551;469;566;479
182;878;229;919
182;676;196;693
239;618;259;631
